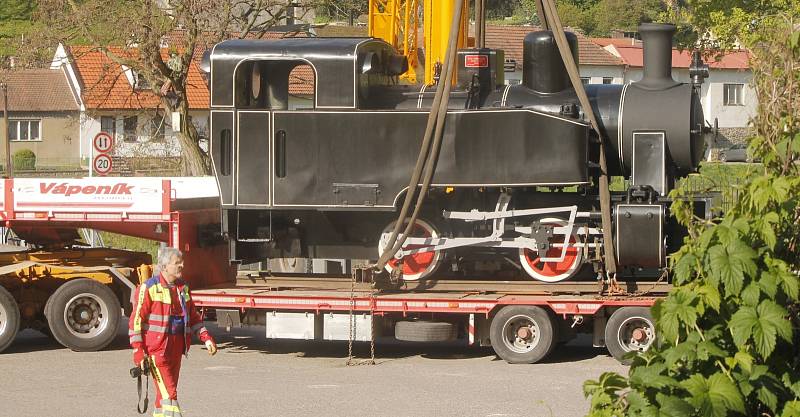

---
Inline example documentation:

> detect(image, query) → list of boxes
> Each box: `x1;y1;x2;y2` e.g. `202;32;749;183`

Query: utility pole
1;82;10;178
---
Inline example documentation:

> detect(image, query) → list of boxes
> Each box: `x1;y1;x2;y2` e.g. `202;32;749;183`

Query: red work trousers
151;335;185;417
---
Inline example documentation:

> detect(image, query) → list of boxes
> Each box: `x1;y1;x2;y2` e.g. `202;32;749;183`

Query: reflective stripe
132;284;147;332
182;287;191;302
147;314;168;322
142;324;168;334
150;362;170;400
152;408;163;417
129;334;143;343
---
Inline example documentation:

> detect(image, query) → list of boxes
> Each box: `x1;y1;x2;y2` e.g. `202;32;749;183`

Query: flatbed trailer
192;274;668;364
0;177;667;364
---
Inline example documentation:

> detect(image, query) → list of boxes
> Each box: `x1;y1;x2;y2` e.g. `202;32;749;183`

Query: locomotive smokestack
637;23;679;90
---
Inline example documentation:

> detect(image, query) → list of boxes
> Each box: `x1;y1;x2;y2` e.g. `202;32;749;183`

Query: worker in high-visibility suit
129;247;217;417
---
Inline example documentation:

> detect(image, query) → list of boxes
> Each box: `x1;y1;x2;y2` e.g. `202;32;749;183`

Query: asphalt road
0;324;626;417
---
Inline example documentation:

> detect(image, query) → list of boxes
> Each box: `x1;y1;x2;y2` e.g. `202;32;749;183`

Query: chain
346;267;376;366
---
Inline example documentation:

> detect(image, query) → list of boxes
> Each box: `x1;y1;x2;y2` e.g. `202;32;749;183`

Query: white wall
504;64;625;85
81;110;210;158
623;67;755;128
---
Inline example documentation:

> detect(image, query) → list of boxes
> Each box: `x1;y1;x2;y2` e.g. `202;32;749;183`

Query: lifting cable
374;0;465;274
538;0;618;276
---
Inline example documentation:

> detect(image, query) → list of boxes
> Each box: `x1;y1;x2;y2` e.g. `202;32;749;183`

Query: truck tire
395;320;456;342
45;279;121;352
490;305;557;364
604;307;655;365
0;286;20;353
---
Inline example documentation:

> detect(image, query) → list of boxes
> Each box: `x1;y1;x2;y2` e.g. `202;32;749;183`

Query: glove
133;347;146;367
205;339;217;356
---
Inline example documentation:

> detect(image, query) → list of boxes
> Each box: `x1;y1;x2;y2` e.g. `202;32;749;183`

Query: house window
581;77;590;85
100;116;115;134
724;83;744;106
123;116;138;142
134;73;151;90
602;77;613;84
9;120;41;141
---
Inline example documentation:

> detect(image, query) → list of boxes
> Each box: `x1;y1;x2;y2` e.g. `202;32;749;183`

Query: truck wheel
45;279;121;352
604;307;655;365
490;305;556;364
0;286;20;353
395;320;456;342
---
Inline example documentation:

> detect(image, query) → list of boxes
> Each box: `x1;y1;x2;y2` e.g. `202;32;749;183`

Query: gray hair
155;247;183;274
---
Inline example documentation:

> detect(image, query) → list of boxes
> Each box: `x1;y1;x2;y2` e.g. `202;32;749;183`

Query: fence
0;156;183;178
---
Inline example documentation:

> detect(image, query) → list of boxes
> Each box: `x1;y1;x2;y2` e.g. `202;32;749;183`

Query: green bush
12;149;36;171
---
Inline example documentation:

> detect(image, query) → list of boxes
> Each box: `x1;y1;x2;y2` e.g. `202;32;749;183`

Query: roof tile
484;25;624;68
0;68;79;112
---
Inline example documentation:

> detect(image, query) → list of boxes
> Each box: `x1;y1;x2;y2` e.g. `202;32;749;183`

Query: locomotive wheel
518;218;582;282
378;218;442;281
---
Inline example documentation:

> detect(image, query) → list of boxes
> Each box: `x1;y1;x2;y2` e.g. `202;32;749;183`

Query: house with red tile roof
49;43;211;165
484;25;626;85
0;68;81;169
597;39;755;146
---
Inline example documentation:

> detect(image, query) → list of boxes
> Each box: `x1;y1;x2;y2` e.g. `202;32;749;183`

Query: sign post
92;132;114;176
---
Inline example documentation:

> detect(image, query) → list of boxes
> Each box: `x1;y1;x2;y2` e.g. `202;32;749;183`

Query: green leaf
733;351;753;374
657;290;698;341
630;363;676;390
681;373;745;417
752;301;792;358
696;284;721;312
708;240;757;297
673;252;698;285
730;306;757;348
758;270;779;299
757;386;778;413
741;283;761;306
782;400;800;417
656;393;695;417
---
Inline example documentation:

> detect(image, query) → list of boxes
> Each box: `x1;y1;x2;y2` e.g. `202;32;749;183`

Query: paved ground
0;324;626;417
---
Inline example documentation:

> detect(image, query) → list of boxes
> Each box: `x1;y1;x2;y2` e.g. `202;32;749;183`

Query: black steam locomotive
202;23;709;282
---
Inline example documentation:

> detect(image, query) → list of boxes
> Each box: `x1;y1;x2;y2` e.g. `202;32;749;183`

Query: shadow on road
5;320;615;366
207;325;613;364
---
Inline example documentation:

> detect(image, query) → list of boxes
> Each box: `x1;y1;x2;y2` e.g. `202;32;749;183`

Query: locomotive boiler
202;23;709;282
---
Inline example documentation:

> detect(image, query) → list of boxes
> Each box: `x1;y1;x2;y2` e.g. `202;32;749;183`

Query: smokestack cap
635;23;680;90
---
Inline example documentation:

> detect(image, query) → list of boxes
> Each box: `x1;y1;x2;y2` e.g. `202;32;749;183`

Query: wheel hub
502;315;541;354
63;293;109;339
618;317;655;352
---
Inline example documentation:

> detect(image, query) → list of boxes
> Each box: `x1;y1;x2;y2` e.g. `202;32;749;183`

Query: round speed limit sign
93;154;113;175
93;132;114;153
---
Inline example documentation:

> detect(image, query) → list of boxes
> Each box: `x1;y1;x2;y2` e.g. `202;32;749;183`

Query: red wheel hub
386;223;436;277
522;233;580;278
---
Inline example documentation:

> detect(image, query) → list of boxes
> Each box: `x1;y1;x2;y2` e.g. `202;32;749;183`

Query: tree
585;3;800;416
0;0;38;64
31;0;315;176
590;0;664;36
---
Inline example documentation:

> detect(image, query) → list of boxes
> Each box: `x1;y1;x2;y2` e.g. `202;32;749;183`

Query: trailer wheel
45;279;121;352
395;320;456;342
0;286;20;353
604;307;655;365
490;305;556;364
